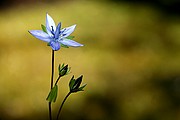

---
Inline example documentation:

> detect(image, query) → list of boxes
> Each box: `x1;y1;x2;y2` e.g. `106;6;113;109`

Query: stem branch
56;92;71;120
55;75;61;86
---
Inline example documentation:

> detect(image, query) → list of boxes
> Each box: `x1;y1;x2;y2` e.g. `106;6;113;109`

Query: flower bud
58;64;70;77
69;75;87;93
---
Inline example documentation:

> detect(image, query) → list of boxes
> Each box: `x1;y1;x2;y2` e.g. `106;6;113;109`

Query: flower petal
29;30;51;42
55;22;61;39
46;13;56;36
60;39;83;47
50;41;60;51
61;25;76;38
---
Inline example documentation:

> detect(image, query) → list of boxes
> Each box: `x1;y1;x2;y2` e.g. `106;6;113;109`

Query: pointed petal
50;41;60;51
61;25;76;38
29;30;51;42
60;39;83;47
55;22;61;39
46;13;56;36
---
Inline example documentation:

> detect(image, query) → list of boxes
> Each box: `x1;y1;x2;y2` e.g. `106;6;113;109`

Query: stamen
61;28;66;33
51;26;54;32
51;26;55;35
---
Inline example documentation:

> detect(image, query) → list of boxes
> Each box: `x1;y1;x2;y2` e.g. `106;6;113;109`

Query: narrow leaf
61;63;65;69
60;65;68;76
66;67;71;75
78;84;87;91
41;24;47;33
58;64;61;74
73;75;83;89
46;85;58;102
47;42;50;46
69;76;75;91
61;44;69;48
66;36;75;40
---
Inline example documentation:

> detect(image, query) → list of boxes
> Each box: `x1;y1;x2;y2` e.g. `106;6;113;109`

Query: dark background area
0;0;180;15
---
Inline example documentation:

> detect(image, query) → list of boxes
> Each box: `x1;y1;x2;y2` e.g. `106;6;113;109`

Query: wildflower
29;13;83;51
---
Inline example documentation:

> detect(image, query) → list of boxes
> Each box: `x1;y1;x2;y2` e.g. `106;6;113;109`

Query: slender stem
55;75;61;86
51;50;55;89
56;92;71;120
48;102;52;120
49;50;55;120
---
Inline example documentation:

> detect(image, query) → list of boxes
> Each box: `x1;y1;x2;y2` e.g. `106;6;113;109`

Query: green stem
56;92;71;120
49;50;55;120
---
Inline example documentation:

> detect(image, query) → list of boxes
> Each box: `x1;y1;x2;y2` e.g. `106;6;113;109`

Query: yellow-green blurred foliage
0;0;180;120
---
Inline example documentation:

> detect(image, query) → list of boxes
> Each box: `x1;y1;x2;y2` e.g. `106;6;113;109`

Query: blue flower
29;13;83;51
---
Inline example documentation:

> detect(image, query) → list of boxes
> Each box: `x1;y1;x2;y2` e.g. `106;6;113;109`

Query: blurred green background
0;0;180;120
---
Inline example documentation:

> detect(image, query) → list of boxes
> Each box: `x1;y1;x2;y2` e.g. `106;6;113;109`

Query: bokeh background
0;0;180;120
